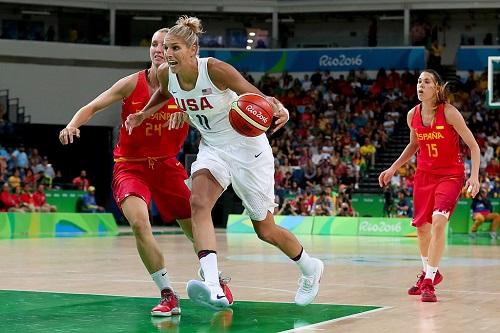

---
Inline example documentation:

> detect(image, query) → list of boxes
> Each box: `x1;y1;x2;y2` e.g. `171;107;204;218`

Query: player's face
164;35;197;74
417;72;437;102
150;31;166;66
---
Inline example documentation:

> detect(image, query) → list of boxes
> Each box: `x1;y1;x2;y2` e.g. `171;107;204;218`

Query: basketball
229;93;274;137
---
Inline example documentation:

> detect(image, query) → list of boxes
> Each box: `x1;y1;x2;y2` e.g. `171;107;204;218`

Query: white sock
151;268;172;292
421;256;428;272
295;249;316;276
200;253;220;285
425;265;438;282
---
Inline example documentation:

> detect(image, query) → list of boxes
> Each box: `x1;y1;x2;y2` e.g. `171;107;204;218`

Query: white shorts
189;135;277;221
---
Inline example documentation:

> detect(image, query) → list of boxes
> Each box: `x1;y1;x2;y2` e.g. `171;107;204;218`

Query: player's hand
59;126;80;145
465;177;480;198
266;97;289;133
378;168;395;187
166;112;188;130
125;111;145;135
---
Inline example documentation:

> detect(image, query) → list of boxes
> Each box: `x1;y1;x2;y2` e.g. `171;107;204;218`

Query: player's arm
60;74;136;144
444;103;481;196
208;58;289;133
142;63;172;118
125;64;172;133
378;109;419;186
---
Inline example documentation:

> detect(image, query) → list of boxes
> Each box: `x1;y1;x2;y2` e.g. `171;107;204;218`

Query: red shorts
411;170;464;227
112;157;191;223
475;211;492;217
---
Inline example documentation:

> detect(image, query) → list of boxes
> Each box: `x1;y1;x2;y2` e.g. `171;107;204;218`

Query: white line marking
279;307;391;333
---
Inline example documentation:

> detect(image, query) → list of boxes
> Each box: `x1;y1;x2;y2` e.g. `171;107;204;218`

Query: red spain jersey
113;70;188;160
411;103;464;176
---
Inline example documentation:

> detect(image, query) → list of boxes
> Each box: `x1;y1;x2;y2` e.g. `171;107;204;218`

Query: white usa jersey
168;57;244;146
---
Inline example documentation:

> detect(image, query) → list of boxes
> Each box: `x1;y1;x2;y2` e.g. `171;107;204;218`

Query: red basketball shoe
408;270;443;295
198;268;234;305
420;279;438;302
151;288;181;317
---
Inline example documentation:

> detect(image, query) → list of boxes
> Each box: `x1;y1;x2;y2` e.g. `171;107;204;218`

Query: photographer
277;198;298;216
383;185;395;217
337;200;356;217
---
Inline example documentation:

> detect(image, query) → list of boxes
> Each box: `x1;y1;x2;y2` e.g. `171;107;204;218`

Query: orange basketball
229;93;274;137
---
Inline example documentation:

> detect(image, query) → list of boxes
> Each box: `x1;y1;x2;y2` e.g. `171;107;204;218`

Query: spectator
72;170;90;190
33;156;56;180
360;138;376;169
427;40;443;71
312;191;333;216
337;201;356;217
395;191;413;217
7;168;21;189
11;145;29;170
33;184;57;212
277;198;298;216
469;190;499;239
383;185;395;217
19;182;37;212
1;183;24;212
79;186;105;213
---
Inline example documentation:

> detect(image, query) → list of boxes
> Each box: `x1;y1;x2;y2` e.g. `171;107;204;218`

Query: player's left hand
125;111;145;135
266;97;289;133
465;177;480;197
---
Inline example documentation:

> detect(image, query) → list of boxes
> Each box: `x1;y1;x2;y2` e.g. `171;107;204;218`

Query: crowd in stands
241;67;498;216
254;68;416;216
0;144;102;212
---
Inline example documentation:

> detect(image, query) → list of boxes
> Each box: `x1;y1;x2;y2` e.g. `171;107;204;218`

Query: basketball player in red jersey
59;28;232;316
379;69;480;302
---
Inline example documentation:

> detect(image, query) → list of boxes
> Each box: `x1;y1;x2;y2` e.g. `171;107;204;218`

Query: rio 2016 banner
200;47;425;73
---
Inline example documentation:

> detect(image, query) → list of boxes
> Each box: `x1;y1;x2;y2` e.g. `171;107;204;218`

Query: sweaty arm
68;74;135;128
140;64;172;119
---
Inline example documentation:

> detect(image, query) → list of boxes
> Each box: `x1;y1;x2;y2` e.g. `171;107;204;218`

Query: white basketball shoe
187;280;231;310
294;258;324;306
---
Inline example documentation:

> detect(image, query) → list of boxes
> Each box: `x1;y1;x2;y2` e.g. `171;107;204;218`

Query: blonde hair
155;28;169;34
423;69;450;105
167;15;204;47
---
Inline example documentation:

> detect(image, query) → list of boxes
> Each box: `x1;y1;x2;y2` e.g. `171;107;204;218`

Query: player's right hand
125;111;145;134
59;126;80;145
378;168;395;187
166;112;187;130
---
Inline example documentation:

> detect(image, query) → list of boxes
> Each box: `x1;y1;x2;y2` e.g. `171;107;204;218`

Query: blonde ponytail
167;15;204;47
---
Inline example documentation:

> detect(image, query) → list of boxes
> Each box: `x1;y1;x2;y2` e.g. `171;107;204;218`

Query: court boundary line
279;306;391;333
0;288;384;307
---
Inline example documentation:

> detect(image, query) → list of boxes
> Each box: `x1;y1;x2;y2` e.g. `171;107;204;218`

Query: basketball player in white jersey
125;15;324;310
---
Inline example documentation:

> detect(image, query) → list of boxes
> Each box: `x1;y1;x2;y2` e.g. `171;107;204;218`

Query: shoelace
298;275;314;293
160;290;178;304
415;273;424;286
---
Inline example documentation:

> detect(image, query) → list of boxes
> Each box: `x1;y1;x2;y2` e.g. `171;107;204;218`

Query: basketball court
0;230;498;332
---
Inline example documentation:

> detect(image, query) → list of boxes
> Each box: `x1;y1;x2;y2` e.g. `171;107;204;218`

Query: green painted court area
0;290;380;333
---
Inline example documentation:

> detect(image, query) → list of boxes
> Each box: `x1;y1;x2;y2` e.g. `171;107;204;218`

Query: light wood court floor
0;231;498;332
